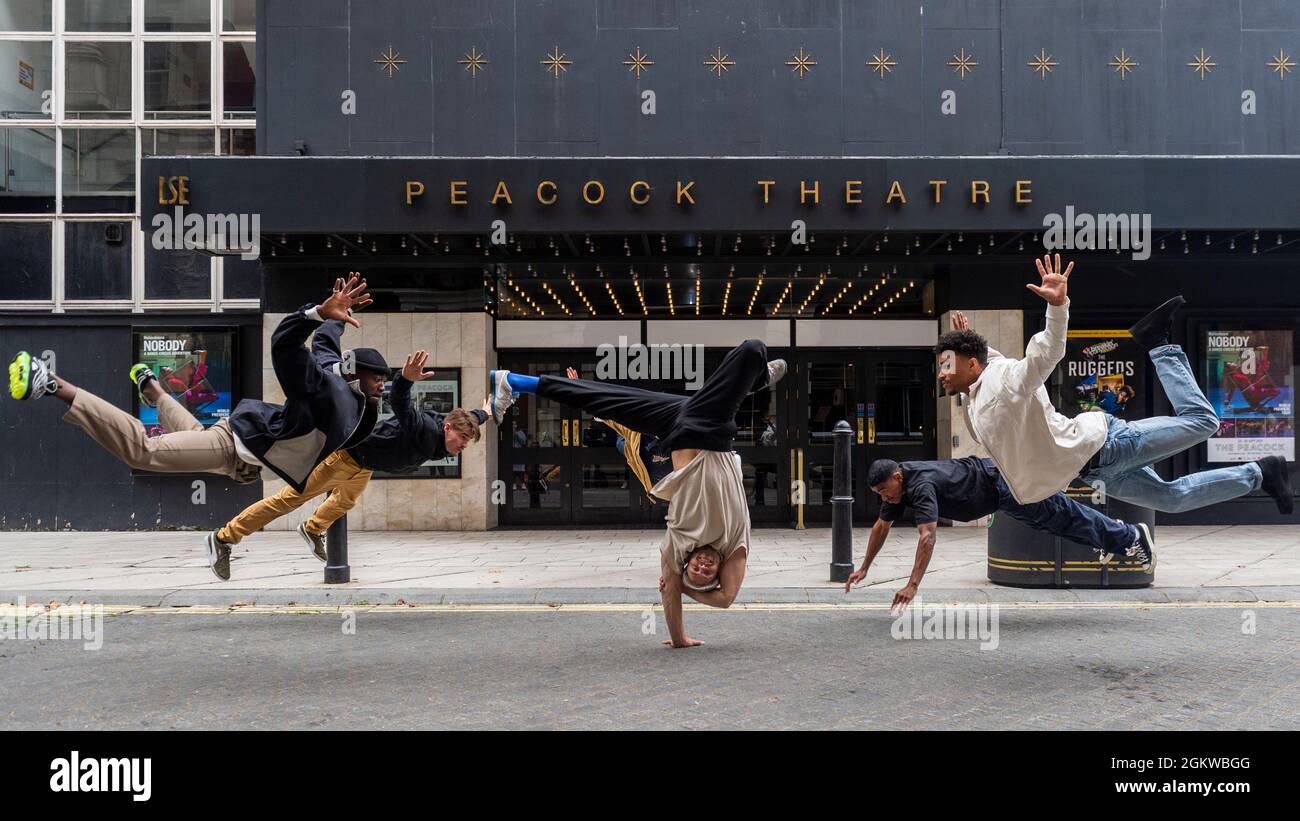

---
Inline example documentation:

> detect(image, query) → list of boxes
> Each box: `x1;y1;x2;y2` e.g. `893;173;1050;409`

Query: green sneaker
8;351;58;401
129;363;158;408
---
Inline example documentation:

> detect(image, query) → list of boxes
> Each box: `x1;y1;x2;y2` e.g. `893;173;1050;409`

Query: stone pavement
1;524;1299;605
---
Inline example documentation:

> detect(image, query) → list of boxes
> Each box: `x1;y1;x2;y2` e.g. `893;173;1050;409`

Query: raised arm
311;319;347;370
273;274;372;400
1006;254;1073;392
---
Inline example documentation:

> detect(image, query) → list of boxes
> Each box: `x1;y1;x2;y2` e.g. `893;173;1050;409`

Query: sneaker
1257;455;1295;515
1124;522;1156;573
298;522;327;562
8;351;58;401
204;532;232;581
129;363;159;408
1127;295;1185;351
767;358;788;388
487;370;517;423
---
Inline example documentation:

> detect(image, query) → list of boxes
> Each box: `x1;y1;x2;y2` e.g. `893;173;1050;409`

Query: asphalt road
2;605;1297;730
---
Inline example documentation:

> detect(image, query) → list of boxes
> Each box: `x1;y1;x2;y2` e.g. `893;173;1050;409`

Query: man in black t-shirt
844;456;1155;611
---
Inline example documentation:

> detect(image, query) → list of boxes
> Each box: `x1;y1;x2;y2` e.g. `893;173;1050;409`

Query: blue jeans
1084;344;1262;513
994;473;1135;554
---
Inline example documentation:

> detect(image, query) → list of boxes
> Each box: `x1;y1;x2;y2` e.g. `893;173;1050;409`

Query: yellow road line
2;601;1299;616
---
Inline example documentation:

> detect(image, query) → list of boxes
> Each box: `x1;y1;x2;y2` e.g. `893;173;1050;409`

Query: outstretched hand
951;310;970;332
1026;253;1072;307
662;636;705;648
843;565;868;594
401;350;432;382
566;367;579;379
321;272;373;328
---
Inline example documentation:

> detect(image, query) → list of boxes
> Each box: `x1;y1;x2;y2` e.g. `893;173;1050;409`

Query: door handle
572;418;580;447
561;420;570;447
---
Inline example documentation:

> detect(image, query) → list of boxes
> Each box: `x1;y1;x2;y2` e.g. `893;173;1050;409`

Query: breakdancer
8;273;392;580
207;349;491;572
936;255;1293;518
563;367;674;502
489;341;786;648
845;456;1157;611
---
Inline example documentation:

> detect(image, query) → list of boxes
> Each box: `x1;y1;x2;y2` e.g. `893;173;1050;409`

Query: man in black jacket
209;349;491;567
7;273;389;580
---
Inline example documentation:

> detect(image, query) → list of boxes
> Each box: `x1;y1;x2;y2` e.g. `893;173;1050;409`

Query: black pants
992;472;1134;554
535;339;770;454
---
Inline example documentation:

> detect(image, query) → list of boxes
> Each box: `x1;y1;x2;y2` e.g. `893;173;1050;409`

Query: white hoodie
960;299;1108;504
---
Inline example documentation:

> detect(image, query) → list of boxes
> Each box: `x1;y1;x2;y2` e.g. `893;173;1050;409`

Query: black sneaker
8;351;58;401
1124;522;1156;573
1127;296;1185;351
298;522;327;562
1257;455;1295;515
204;532;232;581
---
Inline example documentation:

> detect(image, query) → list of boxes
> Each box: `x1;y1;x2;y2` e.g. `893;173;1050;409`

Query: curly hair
934;329;989;367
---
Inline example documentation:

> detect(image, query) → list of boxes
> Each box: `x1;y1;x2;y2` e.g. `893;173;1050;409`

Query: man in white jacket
935;255;1293;567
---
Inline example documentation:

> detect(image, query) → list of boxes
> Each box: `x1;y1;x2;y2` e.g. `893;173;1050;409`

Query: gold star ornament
948;47;978;79
1268;49;1295;79
374;46;407;78
1027;47;1057;80
704;47;735;78
1109;48;1138;80
867;48;897;79
541;46;572;78
1187;48;1216;80
458;47;489;77
624;47;653;78
786;47;817;78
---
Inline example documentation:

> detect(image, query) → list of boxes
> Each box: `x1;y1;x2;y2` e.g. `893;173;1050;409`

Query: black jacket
227;307;379;492
348;375;488;473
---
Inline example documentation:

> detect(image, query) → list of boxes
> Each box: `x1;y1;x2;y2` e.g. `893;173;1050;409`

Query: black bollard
324;503;350;584
829;420;855;583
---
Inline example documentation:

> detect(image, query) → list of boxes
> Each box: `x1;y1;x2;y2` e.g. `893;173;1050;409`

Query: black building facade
5;0;1299;530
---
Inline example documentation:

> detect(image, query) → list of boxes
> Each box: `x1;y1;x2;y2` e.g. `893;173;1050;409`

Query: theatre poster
1203;330;1295;462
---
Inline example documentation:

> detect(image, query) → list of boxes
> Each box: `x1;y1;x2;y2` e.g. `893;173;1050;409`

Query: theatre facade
4;1;1298;531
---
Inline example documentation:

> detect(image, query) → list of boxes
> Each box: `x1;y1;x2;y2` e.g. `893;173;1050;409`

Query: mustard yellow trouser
216;450;372;544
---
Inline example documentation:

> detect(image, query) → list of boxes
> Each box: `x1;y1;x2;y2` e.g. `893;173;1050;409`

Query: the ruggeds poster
1204;329;1294;462
133;329;235;434
1056;329;1145;421
373;368;461;479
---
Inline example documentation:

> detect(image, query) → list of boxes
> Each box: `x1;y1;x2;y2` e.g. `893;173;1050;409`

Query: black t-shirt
878;457;1001;525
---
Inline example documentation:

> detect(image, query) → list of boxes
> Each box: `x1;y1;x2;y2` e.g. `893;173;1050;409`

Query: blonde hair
446;408;481;443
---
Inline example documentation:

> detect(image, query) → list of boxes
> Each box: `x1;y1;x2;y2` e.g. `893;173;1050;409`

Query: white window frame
0;0;258;314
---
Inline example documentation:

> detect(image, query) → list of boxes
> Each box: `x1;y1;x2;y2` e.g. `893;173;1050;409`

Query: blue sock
505;372;539;394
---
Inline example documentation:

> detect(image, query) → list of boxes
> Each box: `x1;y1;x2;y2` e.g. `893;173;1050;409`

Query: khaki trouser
217;450;372;544
63;388;257;481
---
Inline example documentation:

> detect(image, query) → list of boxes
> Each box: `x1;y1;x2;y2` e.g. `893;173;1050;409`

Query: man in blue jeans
937;255;1293;525
845;457;1156;611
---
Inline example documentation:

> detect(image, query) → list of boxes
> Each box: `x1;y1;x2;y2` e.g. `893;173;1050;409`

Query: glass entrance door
789;350;936;524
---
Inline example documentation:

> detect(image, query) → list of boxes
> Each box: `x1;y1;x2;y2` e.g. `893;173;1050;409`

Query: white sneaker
487;370;517;423
766;359;788;388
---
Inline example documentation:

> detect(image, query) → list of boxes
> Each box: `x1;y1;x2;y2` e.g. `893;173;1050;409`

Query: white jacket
961;299;1108;504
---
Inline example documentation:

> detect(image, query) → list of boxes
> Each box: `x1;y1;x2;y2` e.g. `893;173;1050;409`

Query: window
61;126;134;196
0;221;52;300
144;41;212;119
222;254;262;300
223;41;254;119
65;1;133;32
1;39;52;120
220;126;254;155
65;220;131;299
1;1;53;31
222;0;256;32
142;127;215;155
0;127;56;212
64;41;132;119
145;0;211;32
146;245;212;299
